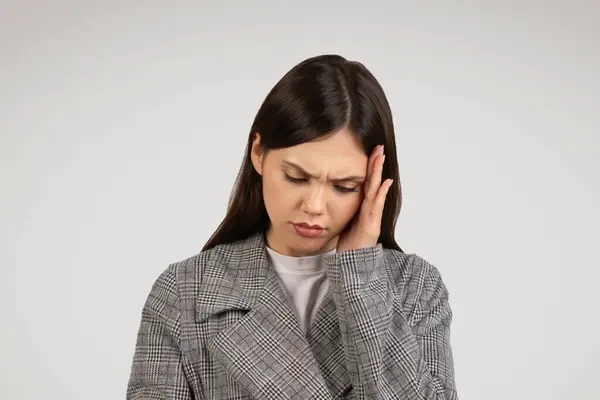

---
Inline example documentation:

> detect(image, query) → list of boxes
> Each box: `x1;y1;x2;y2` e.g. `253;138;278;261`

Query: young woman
127;55;458;399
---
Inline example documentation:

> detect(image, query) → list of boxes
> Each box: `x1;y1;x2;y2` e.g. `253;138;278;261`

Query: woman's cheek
334;198;358;226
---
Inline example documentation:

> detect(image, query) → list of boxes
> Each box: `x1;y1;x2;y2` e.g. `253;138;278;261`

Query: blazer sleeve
127;265;195;400
326;245;458;400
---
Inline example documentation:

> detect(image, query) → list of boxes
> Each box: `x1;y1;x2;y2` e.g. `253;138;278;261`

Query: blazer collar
196;231;351;399
196;231;268;322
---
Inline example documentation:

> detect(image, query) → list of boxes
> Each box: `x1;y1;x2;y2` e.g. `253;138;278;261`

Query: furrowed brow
282;160;365;183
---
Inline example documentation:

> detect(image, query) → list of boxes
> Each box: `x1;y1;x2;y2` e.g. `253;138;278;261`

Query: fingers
366;145;381;178
365;145;382;193
358;145;393;244
374;178;393;221
366;146;385;204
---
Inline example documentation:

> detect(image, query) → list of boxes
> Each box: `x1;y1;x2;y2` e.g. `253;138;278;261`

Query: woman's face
251;128;368;257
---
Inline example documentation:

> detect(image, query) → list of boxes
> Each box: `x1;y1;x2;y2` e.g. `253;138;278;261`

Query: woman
127;55;458;399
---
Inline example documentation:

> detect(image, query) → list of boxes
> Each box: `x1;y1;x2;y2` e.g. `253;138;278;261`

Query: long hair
202;54;403;252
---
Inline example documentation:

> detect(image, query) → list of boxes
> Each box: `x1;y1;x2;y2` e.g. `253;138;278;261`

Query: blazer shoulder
382;248;446;285
163;244;226;293
162;239;251;299
382;248;451;324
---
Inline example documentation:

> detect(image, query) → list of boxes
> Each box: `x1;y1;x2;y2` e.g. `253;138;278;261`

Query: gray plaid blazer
127;231;457;399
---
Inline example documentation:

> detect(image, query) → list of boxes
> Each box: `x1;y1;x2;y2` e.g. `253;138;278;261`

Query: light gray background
1;1;598;399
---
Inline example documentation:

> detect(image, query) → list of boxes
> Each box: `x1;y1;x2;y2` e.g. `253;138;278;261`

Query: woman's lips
292;223;325;238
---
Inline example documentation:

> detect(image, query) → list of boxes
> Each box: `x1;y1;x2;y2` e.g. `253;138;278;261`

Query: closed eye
283;174;307;184
283;173;358;194
335;186;358;193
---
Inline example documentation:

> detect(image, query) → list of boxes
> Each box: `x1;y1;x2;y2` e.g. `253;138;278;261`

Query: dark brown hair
202;54;403;252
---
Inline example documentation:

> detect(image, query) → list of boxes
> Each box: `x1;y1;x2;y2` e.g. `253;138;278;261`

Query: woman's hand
336;144;393;253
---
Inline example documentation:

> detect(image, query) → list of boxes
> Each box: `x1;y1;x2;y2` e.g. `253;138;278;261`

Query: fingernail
380;145;385;155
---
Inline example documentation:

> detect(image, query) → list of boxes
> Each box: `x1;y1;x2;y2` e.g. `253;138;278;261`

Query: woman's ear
250;132;263;176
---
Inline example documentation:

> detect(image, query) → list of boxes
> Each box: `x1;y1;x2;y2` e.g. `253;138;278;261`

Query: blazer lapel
306;288;352;399
199;232;334;399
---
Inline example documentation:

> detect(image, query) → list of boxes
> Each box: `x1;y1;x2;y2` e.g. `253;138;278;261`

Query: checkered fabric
127;231;458;399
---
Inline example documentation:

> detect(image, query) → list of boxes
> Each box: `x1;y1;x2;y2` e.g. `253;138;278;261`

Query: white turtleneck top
265;246;336;335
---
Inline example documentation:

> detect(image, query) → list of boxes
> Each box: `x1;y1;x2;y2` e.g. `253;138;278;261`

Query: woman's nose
301;186;326;215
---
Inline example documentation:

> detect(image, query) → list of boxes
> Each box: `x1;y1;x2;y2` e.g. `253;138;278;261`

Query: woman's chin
288;235;336;254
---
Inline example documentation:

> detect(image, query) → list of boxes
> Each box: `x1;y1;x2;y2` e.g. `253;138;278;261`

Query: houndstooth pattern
127;231;458;399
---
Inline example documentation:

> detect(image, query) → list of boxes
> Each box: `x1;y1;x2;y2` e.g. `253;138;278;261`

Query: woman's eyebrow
282;160;365;183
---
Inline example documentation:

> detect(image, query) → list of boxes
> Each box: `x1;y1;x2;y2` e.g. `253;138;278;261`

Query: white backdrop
2;1;599;399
